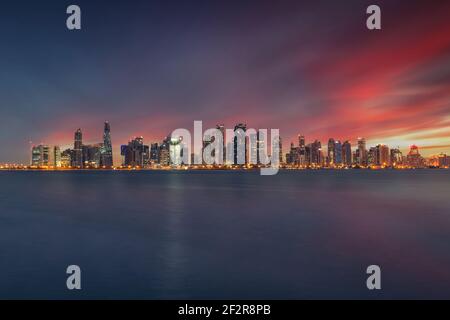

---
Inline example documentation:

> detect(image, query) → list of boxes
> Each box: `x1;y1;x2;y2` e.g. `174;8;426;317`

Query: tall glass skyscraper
101;121;113;167
73;128;83;168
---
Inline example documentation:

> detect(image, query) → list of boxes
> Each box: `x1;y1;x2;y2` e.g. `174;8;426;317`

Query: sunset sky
1;0;449;164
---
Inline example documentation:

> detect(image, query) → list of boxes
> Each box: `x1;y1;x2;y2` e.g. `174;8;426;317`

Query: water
0;170;449;299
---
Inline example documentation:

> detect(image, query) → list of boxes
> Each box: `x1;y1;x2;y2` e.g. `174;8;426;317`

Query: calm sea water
0;170;449;299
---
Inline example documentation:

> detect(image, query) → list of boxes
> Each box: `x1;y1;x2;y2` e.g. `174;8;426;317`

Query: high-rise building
298;135;306;165
376;144;390;166
101;121;113;168
406;145;424;168
390;148;403;166
357;137;367;166
121;137;150;167
60;149;72;168
159;140;170;166
233;123;247;165
310;140;322;165
31;145;49;167
342;141;352;166
216;124;226;164
72;128;83;168
82;144;103;168
150;143;159;164
368;147;377;166
327;138;335;165
334;140;343;165
53;146;61;168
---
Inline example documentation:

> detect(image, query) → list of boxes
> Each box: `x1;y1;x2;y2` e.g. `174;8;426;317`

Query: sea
0;170;449;299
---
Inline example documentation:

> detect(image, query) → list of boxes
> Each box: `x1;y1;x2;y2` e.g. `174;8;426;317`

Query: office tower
31;145;49;167
390;148;403;166
334;140;343;165
72;128;83;168
278;136;283;164
150;143;159;164
216;124;226;164
327;138;335;165
233;123;247;165
407;145;424;168
60;149;72;168
310;140;322;165
342;141;352;166
100;121;113;167
304;145;311;166
437;154;449;168
54;146;61;168
357;137;367;166
121;137;150;167
82;144;102;168
376;144;390;166
368;147;377;166
289;142;299;165
298;135;306;165
158;140;170;166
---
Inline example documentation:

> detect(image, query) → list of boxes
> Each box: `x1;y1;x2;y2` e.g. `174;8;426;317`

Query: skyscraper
298;135;306;165
334;140;343;165
327;138;335;165
54;146;61;168
376;144;390;166
73;128;83;168
233;123;247;165
101;121;113;168
390;148;403;166
357;137;367;166
406;145;424;168
121;137;150;167
342;141;352;166
31;145;49;167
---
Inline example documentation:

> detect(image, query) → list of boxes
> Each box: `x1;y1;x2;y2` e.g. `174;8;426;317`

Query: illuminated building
216;124;226;163
390;148;403;166
406;145;424;168
334;140;343;165
438;154;449;168
60;149;72;168
233;123;248;165
310;140;322;165
327;138;335;165
54;146;61;168
31;145;49;167
342;141;352;166
72;128;83;168
121;137;150;167
376;144;390;166
150;143;159;164
298;135;306;165
101;121;113;168
357;137;367;166
83;144;103;168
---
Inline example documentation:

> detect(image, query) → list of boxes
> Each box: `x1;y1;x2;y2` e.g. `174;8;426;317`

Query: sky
0;0;449;165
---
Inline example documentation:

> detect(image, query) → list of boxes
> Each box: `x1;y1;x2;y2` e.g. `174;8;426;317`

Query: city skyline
12;120;450;169
1;0;450;164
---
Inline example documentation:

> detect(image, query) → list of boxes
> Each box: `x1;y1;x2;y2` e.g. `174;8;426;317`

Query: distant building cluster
31;122;113;169
21;122;450;170
283;136;446;169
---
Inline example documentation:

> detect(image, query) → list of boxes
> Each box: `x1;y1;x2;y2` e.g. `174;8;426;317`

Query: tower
101;121;113;167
